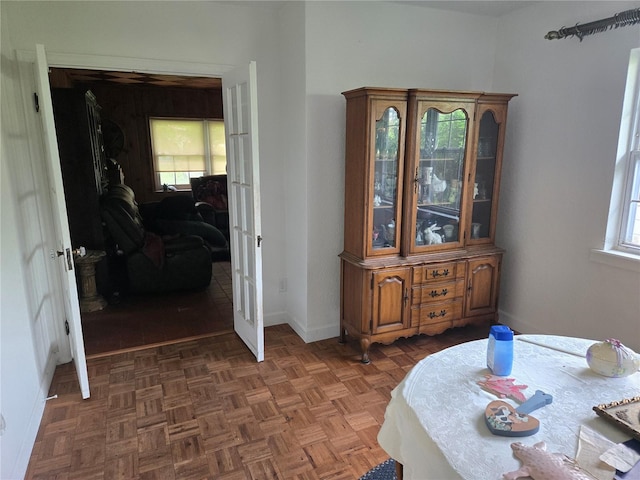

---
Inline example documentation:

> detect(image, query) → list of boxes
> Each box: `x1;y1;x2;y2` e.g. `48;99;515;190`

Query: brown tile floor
82;262;234;358
27;322;491;479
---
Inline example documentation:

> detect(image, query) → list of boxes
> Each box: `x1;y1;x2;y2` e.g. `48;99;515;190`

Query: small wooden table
74;250;107;313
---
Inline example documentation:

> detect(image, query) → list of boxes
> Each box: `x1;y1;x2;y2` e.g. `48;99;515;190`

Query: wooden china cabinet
339;87;516;363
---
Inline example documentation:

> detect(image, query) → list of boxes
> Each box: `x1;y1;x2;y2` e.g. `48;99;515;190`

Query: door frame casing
18;50;234;80
16;48;240;361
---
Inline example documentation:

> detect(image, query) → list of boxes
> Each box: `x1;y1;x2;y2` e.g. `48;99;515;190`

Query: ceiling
395;1;537;17
238;1;536;17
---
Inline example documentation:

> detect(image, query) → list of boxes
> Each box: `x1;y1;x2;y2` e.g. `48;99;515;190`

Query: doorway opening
49;67;234;357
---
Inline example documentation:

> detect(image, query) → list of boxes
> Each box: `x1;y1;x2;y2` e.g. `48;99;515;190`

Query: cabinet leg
395;460;403;480
360;338;371;364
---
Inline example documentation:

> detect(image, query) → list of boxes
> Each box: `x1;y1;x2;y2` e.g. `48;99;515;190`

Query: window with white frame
149;118;226;191
604;48;640;258
620;151;640;250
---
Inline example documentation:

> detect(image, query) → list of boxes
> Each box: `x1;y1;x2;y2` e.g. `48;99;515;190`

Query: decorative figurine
478;375;528;403
586;338;640;377
485;390;552;437
423;224;443;245
503;442;592;480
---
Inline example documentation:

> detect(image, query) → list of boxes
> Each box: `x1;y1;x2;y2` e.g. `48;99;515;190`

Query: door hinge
33;92;40;112
64;320;70;335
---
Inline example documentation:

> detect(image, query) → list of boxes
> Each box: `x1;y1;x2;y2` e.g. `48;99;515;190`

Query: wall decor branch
545;8;640;41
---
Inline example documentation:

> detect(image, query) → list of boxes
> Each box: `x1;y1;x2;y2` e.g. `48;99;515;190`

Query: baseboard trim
302;323;340;343
264;312;340;344
498;309;544;336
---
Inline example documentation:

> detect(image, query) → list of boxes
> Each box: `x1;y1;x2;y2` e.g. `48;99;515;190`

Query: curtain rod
545;8;640;41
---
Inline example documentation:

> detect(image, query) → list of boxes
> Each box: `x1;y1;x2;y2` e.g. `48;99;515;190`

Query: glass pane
157;155;175;171
175;171;190;186
623;152;640;247
174;156;192;170
150;119;205;155
415;108;467;246
159;172;176;186
208;121;228;175
372;107;400;250
471;111;498;240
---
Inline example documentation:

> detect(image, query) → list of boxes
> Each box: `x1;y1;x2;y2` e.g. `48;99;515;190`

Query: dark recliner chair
146;194;230;262
191;174;230;242
101;184;212;294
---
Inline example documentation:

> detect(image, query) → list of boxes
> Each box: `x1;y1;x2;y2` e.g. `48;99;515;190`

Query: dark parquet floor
82;262;234;358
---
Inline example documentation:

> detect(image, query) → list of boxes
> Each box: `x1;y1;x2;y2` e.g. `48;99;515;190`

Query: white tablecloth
377;335;640;479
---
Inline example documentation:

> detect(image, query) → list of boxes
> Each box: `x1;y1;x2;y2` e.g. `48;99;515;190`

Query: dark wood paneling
87;84;223;203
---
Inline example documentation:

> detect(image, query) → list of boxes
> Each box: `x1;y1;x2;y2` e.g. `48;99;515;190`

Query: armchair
190;174;230;242
100;184;212;294
147;194;230;262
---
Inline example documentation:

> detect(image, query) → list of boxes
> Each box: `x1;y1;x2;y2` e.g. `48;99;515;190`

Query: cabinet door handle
431;269;450;278
428;310;447;319
429;288;448;298
403;288;409;305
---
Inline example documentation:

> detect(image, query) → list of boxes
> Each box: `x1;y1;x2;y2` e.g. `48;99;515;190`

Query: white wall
1;17;58;478
493;1;640;351
1;2;290;476
3;0;290;325
0;107;46;480
278;2;310;336
302;2;500;339
4;2;640;477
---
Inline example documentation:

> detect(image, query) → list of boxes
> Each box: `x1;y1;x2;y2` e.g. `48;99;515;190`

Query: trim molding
590;248;640;273
16;49;234;77
498;309;544;336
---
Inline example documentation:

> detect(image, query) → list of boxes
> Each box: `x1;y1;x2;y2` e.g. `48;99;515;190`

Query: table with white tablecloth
377;335;640;479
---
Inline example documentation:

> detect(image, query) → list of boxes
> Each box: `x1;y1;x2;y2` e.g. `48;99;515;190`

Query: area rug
359;458;397;480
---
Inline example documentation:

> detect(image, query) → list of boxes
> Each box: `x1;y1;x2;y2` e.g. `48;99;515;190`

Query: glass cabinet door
371;105;403;254
470;105;505;243
409;102;473;251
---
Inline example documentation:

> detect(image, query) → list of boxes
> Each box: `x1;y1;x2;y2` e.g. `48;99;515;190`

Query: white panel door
35;44;90;398
222;61;264;362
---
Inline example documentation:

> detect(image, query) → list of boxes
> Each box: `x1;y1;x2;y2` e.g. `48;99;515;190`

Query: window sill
590;248;640;273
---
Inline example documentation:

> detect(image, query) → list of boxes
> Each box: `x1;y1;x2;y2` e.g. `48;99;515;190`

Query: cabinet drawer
419;299;463;326
412;279;465;306
413;262;464;284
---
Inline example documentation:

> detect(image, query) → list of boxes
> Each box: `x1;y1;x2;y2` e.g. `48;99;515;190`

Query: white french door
222;61;265;362
29;49;265;379
34;44;90;398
